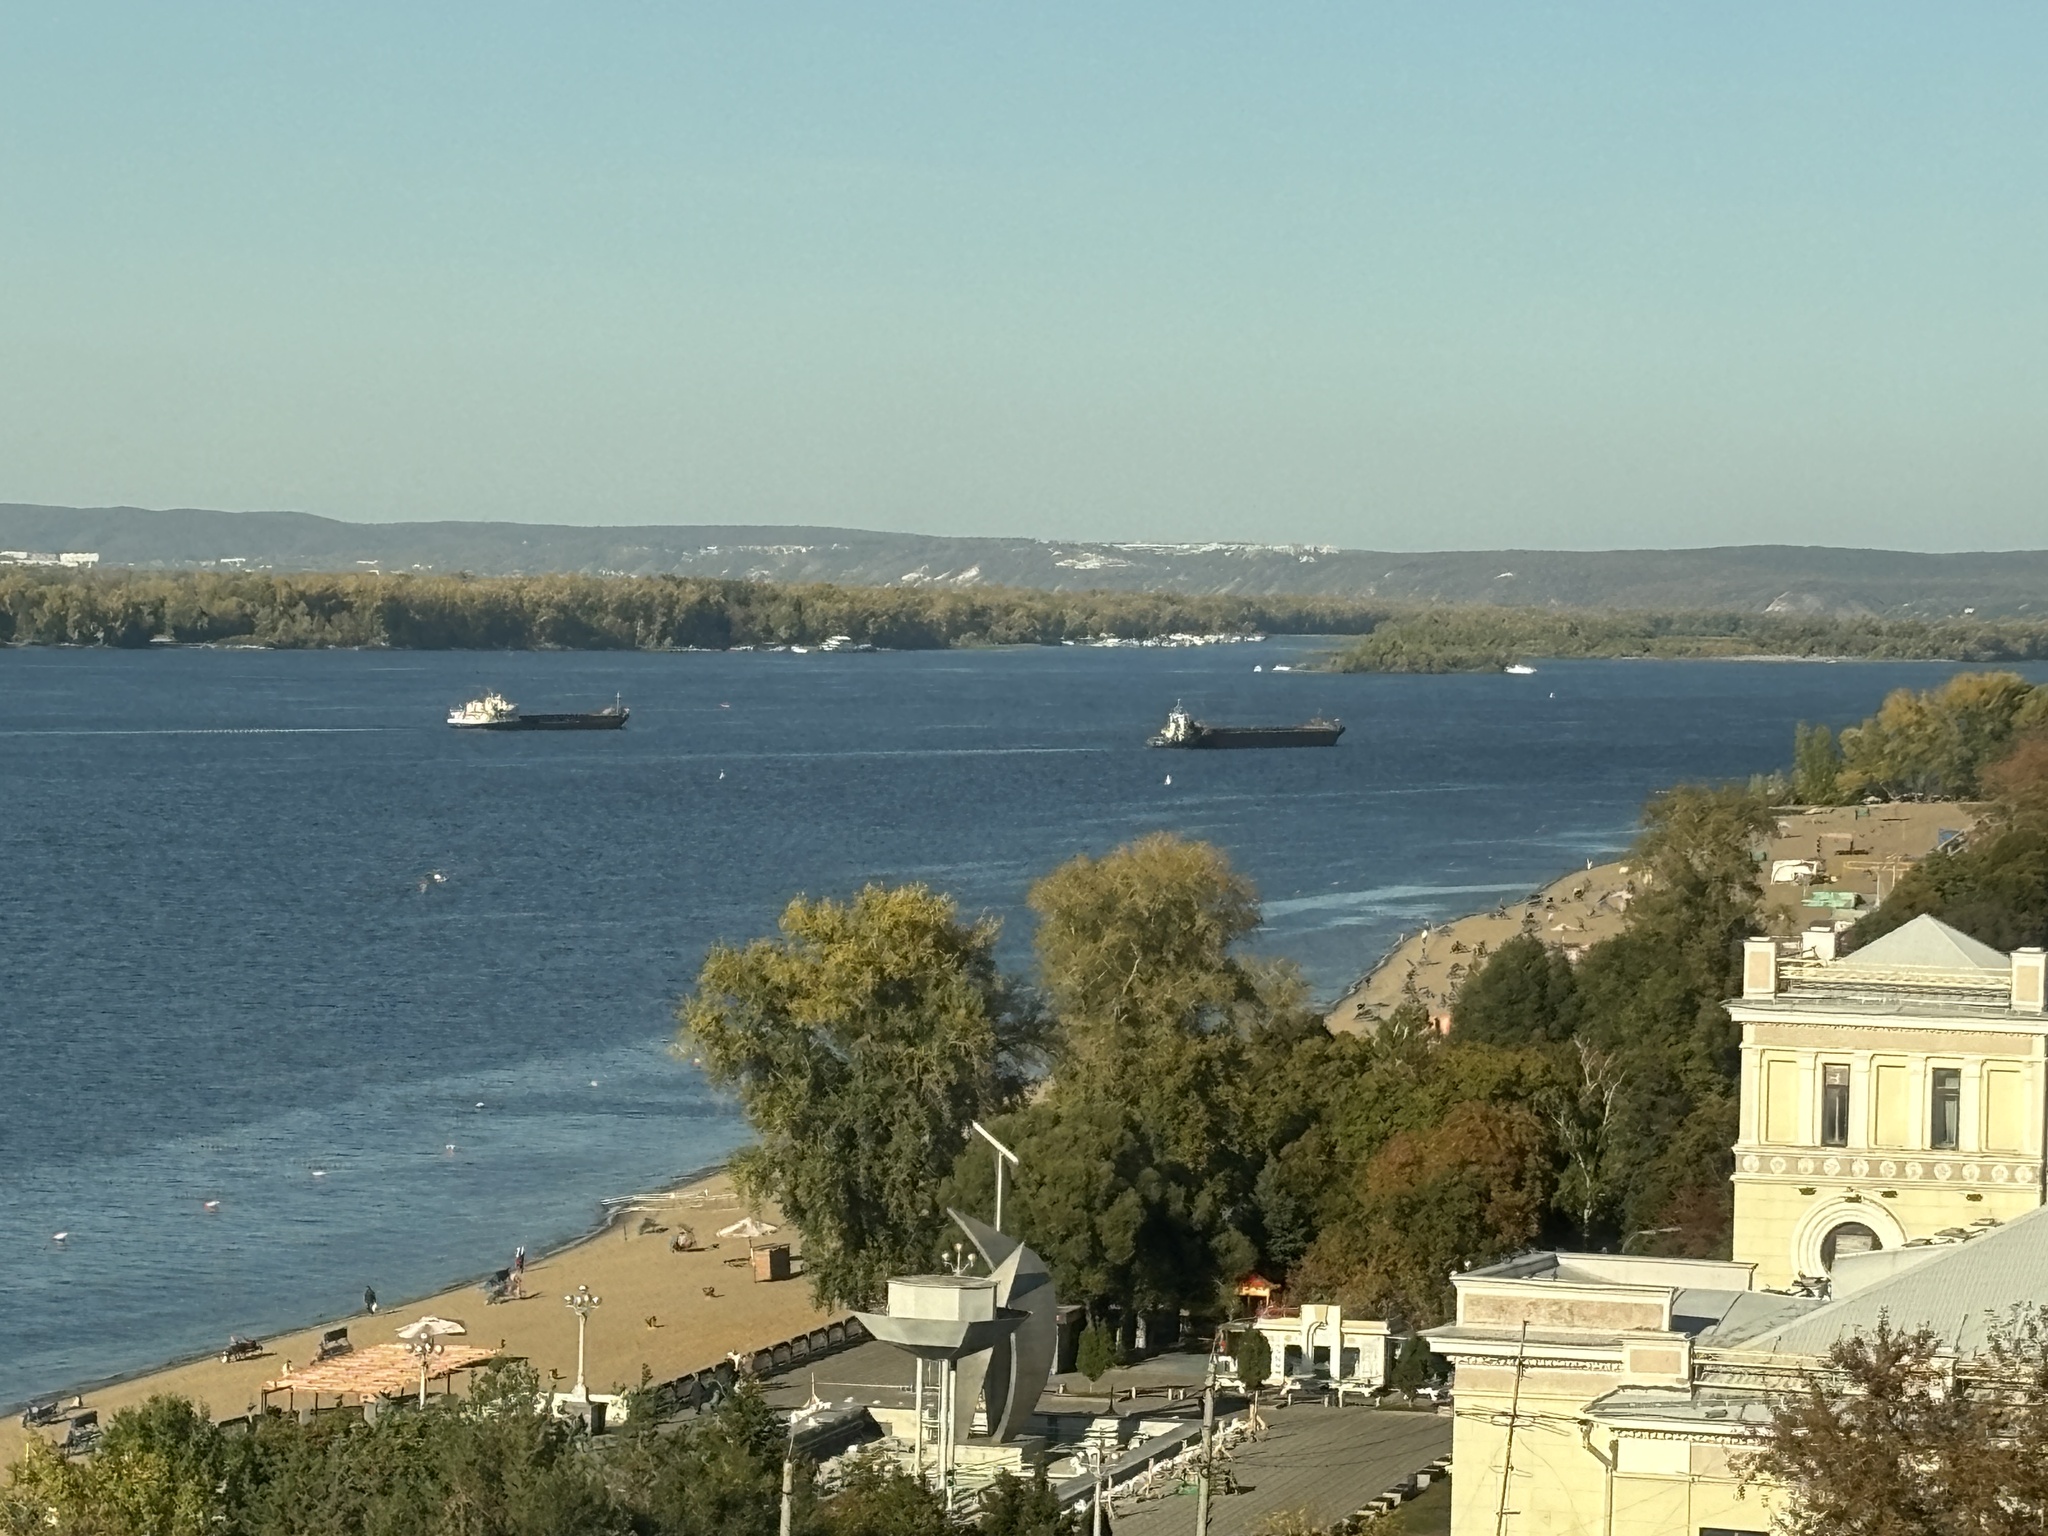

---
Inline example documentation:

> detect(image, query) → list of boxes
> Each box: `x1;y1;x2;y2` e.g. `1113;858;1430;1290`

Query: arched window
1821;1221;1881;1269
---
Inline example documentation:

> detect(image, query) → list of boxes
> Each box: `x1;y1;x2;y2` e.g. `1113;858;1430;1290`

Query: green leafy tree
1233;1327;1273;1395
678;883;1037;1309
963;835;1305;1323
1791;721;1845;805
816;1455;950;1536
1297;1098;1554;1325
973;1470;1079;1536
1836;671;2048;801
1741;1310;2048;1535
1450;935;1579;1046
1387;1334;1435;1392
1075;1323;1118;1383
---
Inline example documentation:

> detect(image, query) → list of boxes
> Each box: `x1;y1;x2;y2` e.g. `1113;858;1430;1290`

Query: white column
1962;1061;1985;1154
1797;1052;1819;1146
1849;1052;1872;1150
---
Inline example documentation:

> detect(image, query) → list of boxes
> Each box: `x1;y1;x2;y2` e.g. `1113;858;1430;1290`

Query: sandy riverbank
1324;802;1985;1035
4;1171;841;1465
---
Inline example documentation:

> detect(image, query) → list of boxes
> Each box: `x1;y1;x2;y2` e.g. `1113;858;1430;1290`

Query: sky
2;5;2044;551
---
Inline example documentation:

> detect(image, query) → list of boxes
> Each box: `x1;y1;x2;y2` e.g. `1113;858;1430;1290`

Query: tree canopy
677;884;1036;1309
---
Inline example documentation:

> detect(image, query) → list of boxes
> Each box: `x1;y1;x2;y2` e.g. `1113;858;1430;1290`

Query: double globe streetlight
563;1285;601;1400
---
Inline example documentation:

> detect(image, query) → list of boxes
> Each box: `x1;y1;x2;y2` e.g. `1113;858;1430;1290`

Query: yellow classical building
1731;915;2048;1285
1427;916;2048;1535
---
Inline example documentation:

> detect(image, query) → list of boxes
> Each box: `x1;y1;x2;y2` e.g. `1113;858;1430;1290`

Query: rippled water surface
5;643;2040;1402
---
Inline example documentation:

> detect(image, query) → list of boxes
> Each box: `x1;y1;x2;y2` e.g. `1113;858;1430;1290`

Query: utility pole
778;1426;795;1536
1194;1377;1216;1535
1494;1321;1528;1536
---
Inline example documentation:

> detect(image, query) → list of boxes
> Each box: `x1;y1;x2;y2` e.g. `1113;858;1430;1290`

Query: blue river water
3;642;2043;1404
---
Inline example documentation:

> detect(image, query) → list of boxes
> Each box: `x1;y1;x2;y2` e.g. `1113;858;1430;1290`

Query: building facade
1729;915;2048;1285
1426;915;2048;1535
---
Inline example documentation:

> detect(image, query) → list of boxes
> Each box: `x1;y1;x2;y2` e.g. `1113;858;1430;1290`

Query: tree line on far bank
0;568;1374;650
1328;606;2048;674
680;788;1774;1338
10;568;2048;668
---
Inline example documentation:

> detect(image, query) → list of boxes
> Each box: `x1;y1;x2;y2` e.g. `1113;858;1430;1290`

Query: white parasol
396;1316;468;1342
717;1216;779;1240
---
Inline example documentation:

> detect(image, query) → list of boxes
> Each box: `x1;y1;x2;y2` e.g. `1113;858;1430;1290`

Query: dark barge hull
1157;722;1343;749
473;710;629;731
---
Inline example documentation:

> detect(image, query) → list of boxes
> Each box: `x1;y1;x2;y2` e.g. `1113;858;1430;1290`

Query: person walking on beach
511;1246;526;1297
364;1286;378;1315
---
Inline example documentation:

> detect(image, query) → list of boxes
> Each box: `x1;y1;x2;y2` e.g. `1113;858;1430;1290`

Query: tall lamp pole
971;1120;1020;1233
564;1285;601;1399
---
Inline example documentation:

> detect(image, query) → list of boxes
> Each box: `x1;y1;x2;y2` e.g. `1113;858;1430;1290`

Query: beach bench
316;1326;352;1361
61;1411;101;1456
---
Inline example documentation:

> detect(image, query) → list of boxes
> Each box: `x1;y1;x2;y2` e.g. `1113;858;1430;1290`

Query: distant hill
6;503;2048;616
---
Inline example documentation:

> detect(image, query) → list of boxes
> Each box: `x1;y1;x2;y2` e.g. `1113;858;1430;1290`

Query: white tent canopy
716;1216;779;1240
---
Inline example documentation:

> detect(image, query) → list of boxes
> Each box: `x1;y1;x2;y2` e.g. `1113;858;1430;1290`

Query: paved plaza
1110;1404;1450;1536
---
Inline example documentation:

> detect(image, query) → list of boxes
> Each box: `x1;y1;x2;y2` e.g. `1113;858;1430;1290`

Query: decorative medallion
1822;1158;1842;1177
1797;1157;1816;1176
1993;1165;2011;1183
1851;1159;1870;1177
1742;1155;1761;1173
1879;1160;1897;1177
1935;1162;1953;1180
1906;1162;1924;1179
1769;1157;1788;1175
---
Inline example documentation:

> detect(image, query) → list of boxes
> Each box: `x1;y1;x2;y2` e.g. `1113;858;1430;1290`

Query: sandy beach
3;1171;840;1465
1325;802;1985;1034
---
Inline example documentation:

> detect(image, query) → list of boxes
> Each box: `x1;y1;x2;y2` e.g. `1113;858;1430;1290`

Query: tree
1836;671;2048;801
816;1455;950;1536
678;883;1036;1309
1792;722;1844;805
1543;1040;1627;1247
973;1470;1079;1536
986;835;1306;1323
1387;1334;1435;1393
1076;1323;1117;1383
1741;1310;2048;1536
1233;1327;1273;1395
1450;935;1579;1046
1297;1099;1553;1326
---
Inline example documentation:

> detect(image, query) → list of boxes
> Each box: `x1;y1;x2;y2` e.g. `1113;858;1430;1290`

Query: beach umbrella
396;1316;467;1341
717;1216;778;1240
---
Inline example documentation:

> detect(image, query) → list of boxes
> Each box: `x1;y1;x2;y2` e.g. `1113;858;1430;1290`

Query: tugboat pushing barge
1148;701;1342;749
447;692;630;730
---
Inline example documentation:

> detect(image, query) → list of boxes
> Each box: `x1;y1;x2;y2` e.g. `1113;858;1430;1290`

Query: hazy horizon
5;7;2046;552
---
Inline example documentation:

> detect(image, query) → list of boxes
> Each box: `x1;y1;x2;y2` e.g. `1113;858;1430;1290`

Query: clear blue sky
3;5;2043;549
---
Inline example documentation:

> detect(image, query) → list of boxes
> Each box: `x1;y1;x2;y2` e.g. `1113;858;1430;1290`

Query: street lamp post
564;1285;601;1399
407;1338;440;1408
971;1120;1019;1234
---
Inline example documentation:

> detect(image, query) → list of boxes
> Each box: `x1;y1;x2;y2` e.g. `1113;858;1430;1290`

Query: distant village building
1427;915;2048;1536
0;550;98;566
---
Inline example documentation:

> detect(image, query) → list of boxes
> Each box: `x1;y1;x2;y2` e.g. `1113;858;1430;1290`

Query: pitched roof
1742;1204;2048;1358
1838;913;2010;975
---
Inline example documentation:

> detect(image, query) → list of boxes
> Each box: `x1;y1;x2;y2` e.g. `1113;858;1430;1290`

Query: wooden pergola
261;1343;500;1411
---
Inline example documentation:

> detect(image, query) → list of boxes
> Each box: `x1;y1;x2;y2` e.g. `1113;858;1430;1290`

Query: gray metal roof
1839;914;2011;975
1671;1288;1822;1347
1743;1204;2048;1358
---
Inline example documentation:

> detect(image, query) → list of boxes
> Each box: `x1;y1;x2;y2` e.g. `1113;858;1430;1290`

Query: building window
1821;1063;1851;1147
1821;1222;1881;1269
1931;1068;1962;1151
